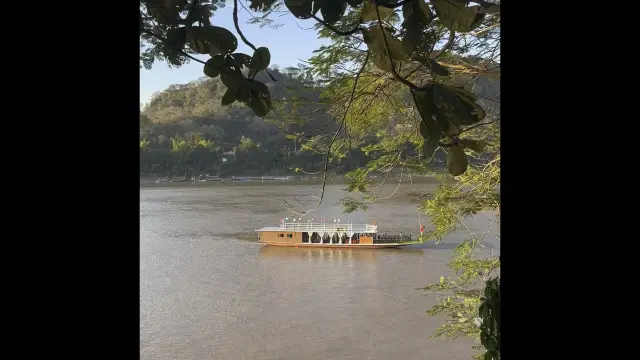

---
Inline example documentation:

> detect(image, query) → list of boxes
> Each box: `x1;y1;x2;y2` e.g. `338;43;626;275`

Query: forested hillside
140;64;498;178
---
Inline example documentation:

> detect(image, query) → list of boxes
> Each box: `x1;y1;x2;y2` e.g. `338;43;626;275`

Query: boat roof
255;227;287;232
256;223;378;233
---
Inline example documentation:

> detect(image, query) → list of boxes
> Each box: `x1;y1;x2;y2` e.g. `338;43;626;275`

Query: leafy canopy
139;0;500;178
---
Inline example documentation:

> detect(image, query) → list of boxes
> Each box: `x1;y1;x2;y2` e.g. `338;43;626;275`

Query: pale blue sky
140;6;330;105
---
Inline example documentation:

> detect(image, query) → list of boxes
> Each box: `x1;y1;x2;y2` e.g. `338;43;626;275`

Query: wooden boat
197;174;223;182
255;219;423;248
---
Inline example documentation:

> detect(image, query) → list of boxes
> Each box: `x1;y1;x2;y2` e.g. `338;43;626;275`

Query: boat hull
260;243;410;249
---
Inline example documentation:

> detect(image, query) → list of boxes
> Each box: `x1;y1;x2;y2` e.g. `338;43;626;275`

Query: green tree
169;135;193;176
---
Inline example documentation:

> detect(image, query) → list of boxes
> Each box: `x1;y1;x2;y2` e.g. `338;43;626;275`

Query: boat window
278;234;284;237
286;234;293;238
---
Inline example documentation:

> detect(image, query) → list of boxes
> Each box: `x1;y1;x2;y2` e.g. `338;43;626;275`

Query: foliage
140;0;276;118
418;121;500;358
140;0;500;176
479;277;500;360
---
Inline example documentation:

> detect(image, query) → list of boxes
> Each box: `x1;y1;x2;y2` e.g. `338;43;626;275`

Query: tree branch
233;0;277;82
457;118;500;135
281;51;370;216
142;29;206;65
310;14;362;36
374;5;428;92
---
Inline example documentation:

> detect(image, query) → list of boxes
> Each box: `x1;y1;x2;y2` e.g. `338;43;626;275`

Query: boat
232;176;259;181
171;176;191;182
255;219;424;248
197;174;223;182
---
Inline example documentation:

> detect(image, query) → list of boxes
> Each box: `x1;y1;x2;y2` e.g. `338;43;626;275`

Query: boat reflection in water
259;245;424;262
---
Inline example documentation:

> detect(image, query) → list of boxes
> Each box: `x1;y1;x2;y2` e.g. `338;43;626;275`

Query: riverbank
140;174;442;187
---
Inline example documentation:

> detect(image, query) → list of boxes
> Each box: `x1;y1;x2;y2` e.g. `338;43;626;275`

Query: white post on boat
298;218;302;230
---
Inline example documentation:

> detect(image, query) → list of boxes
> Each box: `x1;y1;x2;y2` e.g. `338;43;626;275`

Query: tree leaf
484;3;500;15
165;27;188;52
313;0;326;15
345;0;364;6
414;87;443;159
221;87;237;106
423;130;441;160
436;109;458;135
433;84;485;126
401;17;424;55
460;139;487;153
184;3;211;25
360;2;395;23
236;83;252;103
229;53;253;69
320;0;347;25
372;25;407;60
285;0;314;19
449;86;478;103
362;25;407;72
203;57;223;78
417;0;433;22
189;26;238;55
250;47;271;73
469;12;485;32
249;0;279;11
447;145;468;176
220;67;246;89
430;0;484;33
402;0;433;25
147;3;181;25
429;59;450;76
187;38;210;54
249;80;272;117
413;86;437;133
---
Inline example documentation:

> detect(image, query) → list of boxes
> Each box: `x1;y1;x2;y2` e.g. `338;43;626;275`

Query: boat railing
280;222;377;233
373;234;413;244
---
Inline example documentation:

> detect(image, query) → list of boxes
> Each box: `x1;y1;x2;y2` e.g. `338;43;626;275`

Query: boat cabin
256;220;418;248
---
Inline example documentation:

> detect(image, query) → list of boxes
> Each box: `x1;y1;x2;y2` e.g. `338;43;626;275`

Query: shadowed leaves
360;1;395;23
430;0;484;33
362;24;407;72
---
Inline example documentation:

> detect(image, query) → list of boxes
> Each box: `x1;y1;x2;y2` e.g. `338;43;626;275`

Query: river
140;182;499;360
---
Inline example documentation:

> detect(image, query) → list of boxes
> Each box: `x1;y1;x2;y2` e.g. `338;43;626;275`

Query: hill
140;65;499;178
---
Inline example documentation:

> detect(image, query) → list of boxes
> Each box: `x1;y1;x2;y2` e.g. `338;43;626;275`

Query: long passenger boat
256;219;424;248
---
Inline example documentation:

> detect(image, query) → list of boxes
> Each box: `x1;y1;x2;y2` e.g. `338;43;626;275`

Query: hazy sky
140;5;330;105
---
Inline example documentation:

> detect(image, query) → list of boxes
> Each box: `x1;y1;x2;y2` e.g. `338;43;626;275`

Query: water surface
140;183;499;360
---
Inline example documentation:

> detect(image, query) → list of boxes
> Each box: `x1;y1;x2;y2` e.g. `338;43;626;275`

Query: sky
139;5;331;106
